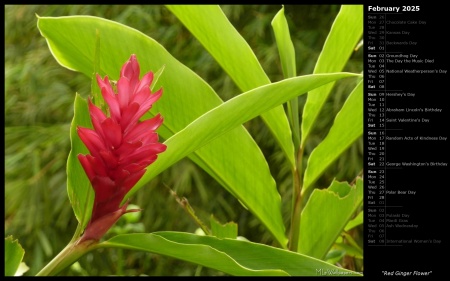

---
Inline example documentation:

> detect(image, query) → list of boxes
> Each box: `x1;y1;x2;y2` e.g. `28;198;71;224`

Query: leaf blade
5;236;25;276
67;93;94;230
271;5;300;148
102;232;362;276
271;5;296;79
298;178;363;259
303;80;363;193
301;5;363;146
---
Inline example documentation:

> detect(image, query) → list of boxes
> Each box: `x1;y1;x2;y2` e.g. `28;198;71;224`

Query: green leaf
210;216;237;239
101;232;361;276
303;80;363;193
67;93;94;231
5;236;25;276
143;72;360;247
326;249;346;265
335;233;363;259
91;29;103;110
37;15;288;247
334;243;363;260
167;5;295;167
345;210;363;231
271;5;296;79
298;178;363;259
271;5;299;149
301;5;363;146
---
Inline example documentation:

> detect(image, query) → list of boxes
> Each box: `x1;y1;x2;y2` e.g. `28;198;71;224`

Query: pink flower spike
77;54;166;242
120;54;140;92
96;74;121;122
123;115;163;143
136;72;154;94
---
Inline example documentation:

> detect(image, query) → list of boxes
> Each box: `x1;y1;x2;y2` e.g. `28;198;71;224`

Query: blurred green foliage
5;5;363;276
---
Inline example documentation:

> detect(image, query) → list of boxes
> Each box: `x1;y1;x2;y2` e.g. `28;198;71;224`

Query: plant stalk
289;146;304;252
287;99;300;151
36;238;98;276
167;185;211;235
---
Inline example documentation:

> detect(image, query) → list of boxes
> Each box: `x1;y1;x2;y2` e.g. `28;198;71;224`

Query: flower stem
36;238;98;276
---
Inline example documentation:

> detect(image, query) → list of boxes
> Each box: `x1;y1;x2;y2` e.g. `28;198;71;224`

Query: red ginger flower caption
77;54;166;242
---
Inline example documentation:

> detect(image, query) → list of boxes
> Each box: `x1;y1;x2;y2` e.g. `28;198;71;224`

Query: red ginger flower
77;54;166;242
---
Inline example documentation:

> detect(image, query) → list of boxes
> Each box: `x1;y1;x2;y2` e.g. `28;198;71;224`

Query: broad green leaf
334;243;363;260
303;80;363;193
143;73;360;246
326;249;346;265
298;178;363;259
345;210;363;231
210;216;238;239
335;233;363;259
271;5;296;79
67;94;94;230
5;236;25;276
271;5;300;149
101;232;361;276
91;29;103;109
301;5;363;146
333;237;363;260
37;15;287;246
102;233;286;276
167;5;295;167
